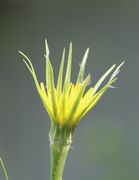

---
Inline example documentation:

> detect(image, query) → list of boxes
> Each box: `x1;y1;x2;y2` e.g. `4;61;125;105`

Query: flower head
19;39;124;129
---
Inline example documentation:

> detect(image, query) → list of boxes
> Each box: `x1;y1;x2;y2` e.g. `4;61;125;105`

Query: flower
19;39;124;129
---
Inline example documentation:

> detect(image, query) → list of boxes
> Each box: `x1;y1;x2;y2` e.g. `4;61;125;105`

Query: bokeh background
0;0;138;179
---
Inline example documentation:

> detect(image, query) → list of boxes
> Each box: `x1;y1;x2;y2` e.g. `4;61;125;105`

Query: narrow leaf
40;82;54;120
77;48;89;83
45;39;50;89
57;48;65;99
92;64;116;96
47;59;57;121
63;42;72;91
19;51;53;118
83;78;117;116
0;158;9;180
45;38;50;57
19;51;34;70
76;78;117;123
19;51;41;95
109;61;125;82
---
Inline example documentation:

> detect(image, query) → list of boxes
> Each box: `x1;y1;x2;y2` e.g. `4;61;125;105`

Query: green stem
0;158;9;180
50;142;70;180
49;124;72;180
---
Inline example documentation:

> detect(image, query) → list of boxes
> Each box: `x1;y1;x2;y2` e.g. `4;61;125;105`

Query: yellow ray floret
19;40;124;128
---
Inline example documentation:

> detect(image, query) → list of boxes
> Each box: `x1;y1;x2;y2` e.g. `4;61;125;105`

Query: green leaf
0;158;9;180
45;38;50;89
19;51;41;94
63;42;72;92
57;48;65;99
45;38;50;57
77;48;89;83
65;74;90;126
47;58;57;121
109;61;125;82
92;64;116;96
62;43;72;120
76;78;117;123
40;82;54;120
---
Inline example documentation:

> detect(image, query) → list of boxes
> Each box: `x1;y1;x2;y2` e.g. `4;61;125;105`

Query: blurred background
0;0;138;179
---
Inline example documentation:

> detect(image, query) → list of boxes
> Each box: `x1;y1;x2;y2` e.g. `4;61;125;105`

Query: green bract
19;39;124;128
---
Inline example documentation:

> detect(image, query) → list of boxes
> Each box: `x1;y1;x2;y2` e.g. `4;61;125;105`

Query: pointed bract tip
69;42;72;49
109;61;125;82
18;50;23;55
86;47;90;52
45;38;50;57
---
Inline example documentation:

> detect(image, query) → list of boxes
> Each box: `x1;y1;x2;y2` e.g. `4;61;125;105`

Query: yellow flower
19;39;124;129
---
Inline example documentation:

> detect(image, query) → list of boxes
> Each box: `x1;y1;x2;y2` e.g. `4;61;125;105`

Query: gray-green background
0;0;138;179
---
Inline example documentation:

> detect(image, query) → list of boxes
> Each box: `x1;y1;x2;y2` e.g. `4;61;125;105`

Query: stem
49;124;73;180
50;142;70;180
0;158;9;180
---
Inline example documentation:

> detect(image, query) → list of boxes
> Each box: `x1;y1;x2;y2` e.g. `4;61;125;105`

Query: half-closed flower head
19;40;124;129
